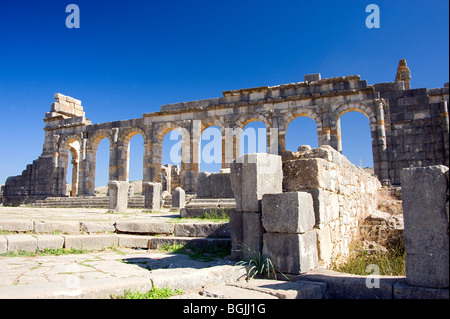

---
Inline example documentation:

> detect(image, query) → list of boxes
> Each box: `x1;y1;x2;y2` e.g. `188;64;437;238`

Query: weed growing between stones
112;286;183;299
236;245;289;281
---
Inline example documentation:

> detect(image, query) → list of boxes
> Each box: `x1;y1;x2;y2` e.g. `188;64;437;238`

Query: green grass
0;247;91;257
113;287;183;299
179;209;230;223
330;240;406;276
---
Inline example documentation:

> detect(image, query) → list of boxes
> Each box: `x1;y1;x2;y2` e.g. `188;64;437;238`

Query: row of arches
63;110;373;196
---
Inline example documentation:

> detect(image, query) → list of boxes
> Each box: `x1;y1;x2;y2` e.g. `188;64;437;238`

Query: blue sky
0;0;448;186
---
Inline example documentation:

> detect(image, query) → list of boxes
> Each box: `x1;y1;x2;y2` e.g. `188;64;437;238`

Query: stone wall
281;145;381;266
229;148;380;274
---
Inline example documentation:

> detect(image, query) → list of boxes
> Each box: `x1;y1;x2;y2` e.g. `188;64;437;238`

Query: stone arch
331;102;377;125
86;129;114;152
200;118;225;135
116;127;148;183
280;108;323;132
234;113;272;130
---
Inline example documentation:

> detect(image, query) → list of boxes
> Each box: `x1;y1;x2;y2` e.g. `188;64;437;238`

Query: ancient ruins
0;60;449;298
2;60;448;204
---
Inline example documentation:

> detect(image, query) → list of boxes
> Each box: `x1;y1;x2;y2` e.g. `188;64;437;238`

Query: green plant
1;247;91;257
236;245;288;281
113;286;183;299
159;242;231;262
330;239;406;276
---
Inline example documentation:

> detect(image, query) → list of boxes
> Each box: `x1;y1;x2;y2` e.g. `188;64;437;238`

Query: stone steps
31;196;146;208
0;233;231;254
181;198;236;218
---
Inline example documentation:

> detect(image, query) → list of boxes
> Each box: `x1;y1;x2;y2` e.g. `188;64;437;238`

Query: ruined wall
282;145;381;265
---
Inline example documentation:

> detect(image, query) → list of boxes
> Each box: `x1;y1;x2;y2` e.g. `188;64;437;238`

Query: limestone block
282;158;325;192
262;232;318;274
0;236;7;254
243;212;264;260
34;221;80;234
172;187;185;209
307;188;340;227
108;181;129;213
230;153;282;212
0;220;34;232
37;235;65;250
196;172;212;198
115;221;175;235
64;235;118;251
117;235;152;249
80;221;116;234
6;235;38;252
143;182;161;211
316;226;332;264
174;223;230;238
401;165;449;288
209;173;234;198
261;192;315;234
229;211;244;260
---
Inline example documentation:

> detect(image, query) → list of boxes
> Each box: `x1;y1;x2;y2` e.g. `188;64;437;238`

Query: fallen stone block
64;234;118;251
108;181;129;213
115;221;175;235
5;235;38;252
262;192;315;234
34;221;80;234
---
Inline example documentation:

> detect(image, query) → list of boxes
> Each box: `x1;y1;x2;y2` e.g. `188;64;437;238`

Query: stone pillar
172;187;185;210
261;192;318;274
401;165;449;288
143;182;161;211
229;153;283;260
108;181;129;213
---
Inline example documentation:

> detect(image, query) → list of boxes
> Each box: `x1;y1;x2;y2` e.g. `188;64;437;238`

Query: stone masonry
1;60;449;205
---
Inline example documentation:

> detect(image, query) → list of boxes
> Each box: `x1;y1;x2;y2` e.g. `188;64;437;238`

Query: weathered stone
0;236;7;254
34;221;80;234
117;234;152;249
63;234;118;250
282;158;325;191
229;211;244;260
0;220;34;232
5;235;38;252
307;188;339;227
401;165;449;288
115;221;175;235
242;212;264;260
316;226;332;265
143;182;161;211
261;192;315;234
174;223;230;238
108;181;129;213
196;172;212;198
393;280;449;299
172;187;185;209
36;235;65;250
80;221;116;234
262;232;318;274
230;153;282;212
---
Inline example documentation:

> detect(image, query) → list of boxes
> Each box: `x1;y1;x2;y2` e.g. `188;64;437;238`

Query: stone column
143;182;161;211
108;181;129;213
401;165;449;288
229;153;283;260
